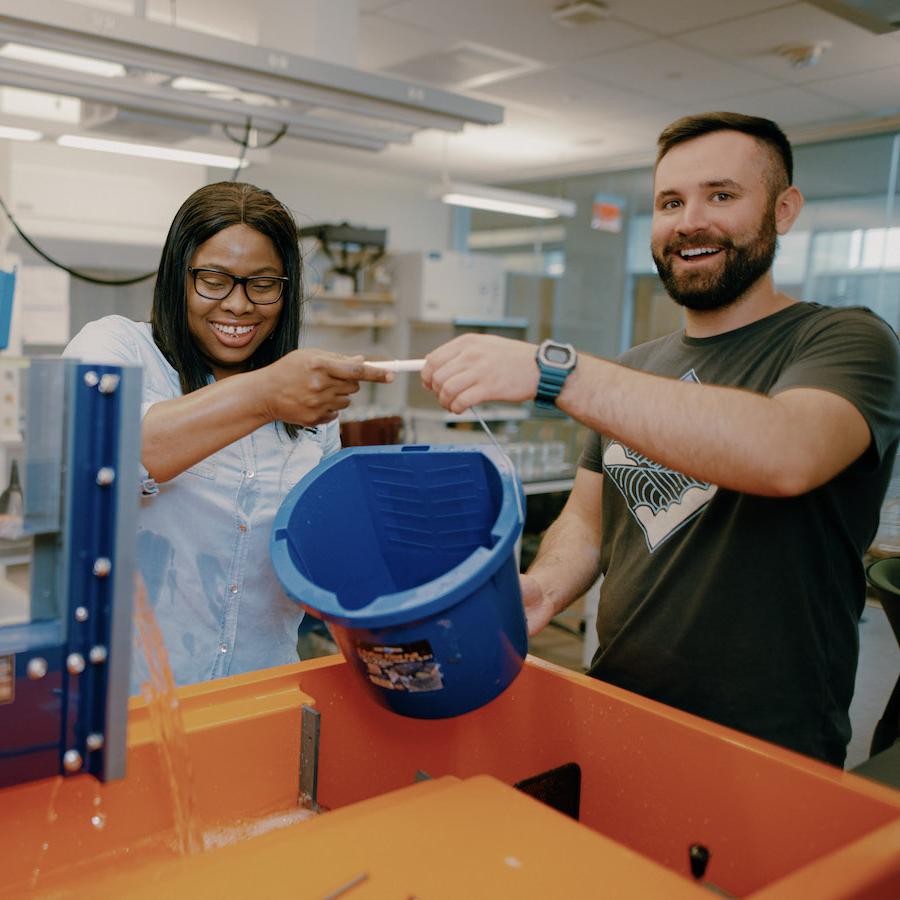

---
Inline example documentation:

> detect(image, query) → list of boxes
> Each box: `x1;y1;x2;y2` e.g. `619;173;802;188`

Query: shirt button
246;470;255;479
230;583;238;593
218;643;228;654
238;523;247;533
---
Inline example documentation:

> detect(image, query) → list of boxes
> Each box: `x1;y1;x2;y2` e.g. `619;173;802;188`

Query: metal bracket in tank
299;704;320;811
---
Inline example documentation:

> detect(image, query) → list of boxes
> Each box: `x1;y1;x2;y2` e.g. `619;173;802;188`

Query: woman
64;181;389;688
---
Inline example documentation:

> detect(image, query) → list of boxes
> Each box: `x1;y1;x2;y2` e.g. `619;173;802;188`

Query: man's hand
263;349;393;425
520;572;558;637
422;334;539;414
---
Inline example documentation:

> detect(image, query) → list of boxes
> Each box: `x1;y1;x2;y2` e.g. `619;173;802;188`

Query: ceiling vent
551;1;611;27
809;1;900;33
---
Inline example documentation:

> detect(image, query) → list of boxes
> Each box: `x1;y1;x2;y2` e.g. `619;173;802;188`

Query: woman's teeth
212;323;254;335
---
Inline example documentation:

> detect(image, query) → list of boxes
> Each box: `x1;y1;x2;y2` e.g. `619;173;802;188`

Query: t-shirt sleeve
63;316;174;421
579;429;604;472
62;316;141;368
770;308;900;463
63;316;162;493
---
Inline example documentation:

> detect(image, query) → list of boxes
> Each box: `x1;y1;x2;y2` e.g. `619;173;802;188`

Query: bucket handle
471;405;524;528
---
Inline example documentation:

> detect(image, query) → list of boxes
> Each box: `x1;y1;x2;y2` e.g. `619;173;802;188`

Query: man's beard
651;212;777;312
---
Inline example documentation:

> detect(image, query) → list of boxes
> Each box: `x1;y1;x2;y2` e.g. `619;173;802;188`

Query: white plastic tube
367;359;426;372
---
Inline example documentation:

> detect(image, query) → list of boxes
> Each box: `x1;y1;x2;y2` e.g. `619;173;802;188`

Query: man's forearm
558;355;870;497
527;505;603;620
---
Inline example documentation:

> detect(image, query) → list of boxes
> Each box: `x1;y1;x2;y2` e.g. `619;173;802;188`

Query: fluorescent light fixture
0;125;42;141
434;181;576;219
57;134;248;169
170;76;281;109
0;86;81;123
170;76;235;94
0;42;125;78
0;2;503;153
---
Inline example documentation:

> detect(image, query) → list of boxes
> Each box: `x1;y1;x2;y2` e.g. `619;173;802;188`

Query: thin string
471;405;524;526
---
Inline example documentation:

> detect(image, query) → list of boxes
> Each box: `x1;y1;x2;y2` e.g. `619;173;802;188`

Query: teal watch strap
535;340;576;409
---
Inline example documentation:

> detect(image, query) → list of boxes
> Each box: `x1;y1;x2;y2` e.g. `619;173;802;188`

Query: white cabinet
392;251;505;322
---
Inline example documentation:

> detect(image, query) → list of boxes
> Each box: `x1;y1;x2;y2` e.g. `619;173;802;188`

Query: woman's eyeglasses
188;267;288;305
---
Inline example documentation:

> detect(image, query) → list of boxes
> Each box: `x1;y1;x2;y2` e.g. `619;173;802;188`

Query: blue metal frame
0;360;140;788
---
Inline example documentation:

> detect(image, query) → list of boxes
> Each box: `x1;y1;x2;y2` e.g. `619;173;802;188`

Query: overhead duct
0;0;504;152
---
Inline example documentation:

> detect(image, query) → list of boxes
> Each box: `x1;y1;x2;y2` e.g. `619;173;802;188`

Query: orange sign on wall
592;193;625;233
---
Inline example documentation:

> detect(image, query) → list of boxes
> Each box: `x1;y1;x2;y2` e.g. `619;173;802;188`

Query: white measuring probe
366;358;426;372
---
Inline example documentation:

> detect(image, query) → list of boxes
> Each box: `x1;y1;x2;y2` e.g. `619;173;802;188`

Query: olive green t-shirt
580;302;900;765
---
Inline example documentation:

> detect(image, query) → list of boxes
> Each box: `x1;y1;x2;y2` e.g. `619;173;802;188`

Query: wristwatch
534;339;577;409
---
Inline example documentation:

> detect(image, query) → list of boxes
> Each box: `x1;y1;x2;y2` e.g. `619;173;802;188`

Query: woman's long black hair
152;181;303;439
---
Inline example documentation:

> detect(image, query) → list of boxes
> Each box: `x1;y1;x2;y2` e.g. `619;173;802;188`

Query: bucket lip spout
269;443;523;629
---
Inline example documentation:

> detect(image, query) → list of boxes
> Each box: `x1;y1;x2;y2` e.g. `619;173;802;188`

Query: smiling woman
185;224;287;381
62;182;392;691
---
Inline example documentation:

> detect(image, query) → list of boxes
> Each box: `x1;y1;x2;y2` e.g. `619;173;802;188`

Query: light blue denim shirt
63;316;339;691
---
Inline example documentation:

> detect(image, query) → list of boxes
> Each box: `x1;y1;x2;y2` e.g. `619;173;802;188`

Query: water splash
132;575;203;856
28;775;64;889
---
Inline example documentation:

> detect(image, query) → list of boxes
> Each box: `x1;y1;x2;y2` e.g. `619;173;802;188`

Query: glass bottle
0;459;23;518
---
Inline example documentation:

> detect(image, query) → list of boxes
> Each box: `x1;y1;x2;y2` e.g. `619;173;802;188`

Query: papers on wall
17;265;70;346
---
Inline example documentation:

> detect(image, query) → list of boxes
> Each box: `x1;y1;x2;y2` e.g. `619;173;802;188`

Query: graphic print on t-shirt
602;369;717;551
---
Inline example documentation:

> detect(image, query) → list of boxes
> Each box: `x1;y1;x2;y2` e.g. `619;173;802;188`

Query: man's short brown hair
656;112;793;197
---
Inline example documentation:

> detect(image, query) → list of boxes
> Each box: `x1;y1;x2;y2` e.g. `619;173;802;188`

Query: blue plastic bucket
270;444;527;718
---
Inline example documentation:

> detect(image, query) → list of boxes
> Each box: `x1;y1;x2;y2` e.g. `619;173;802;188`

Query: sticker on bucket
356;640;444;693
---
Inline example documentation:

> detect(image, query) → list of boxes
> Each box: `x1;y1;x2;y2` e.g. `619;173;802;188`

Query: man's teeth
680;247;719;258
212;323;254;336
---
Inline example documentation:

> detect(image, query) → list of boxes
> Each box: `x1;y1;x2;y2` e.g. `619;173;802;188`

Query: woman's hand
261;349;393;426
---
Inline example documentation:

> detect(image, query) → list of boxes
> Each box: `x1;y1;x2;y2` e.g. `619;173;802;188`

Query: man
422;112;900;766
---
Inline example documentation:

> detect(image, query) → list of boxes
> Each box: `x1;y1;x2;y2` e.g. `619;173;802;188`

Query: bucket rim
270;444;523;628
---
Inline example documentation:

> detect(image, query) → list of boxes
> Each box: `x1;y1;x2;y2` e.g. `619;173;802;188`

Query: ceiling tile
359;0;400;11
709;85;859;124
375;0;655;64
806;65;900;113
358;13;453;71
476;67;671;122
676;2;900;84
572;40;782;102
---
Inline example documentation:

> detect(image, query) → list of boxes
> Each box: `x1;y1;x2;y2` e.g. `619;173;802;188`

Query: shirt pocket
185;460;217;480
278;434;324;493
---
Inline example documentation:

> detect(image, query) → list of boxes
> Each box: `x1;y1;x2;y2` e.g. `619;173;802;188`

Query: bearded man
421;112;900;767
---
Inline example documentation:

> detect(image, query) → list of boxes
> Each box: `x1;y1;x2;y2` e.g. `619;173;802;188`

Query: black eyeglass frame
187;267;289;305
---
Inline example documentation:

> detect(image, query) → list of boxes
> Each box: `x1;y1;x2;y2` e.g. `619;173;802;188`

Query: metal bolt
83;371;99;388
93;558;112;578
96;467;116;486
86;733;104;751
74;606;89;623
26;657;48;680
89;645;108;665
66;653;85;675
98;373;120;394
62;749;83;773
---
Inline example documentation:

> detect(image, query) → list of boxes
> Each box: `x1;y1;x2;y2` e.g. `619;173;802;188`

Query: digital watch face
545;345;570;364
544;347;569;363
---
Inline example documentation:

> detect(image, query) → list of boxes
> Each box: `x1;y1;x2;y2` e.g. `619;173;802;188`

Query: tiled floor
528;600;900;771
